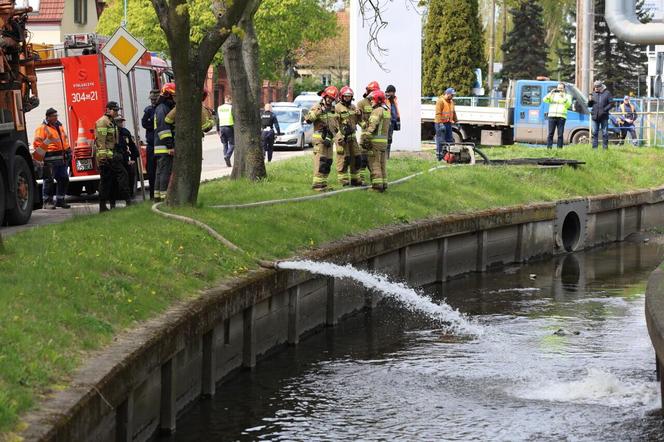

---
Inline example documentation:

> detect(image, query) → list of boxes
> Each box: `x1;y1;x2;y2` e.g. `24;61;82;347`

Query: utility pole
576;0;594;93
488;0;496;97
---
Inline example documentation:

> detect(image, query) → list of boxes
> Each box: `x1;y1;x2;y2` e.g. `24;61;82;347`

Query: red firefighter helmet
340;86;354;97
161;82;176;96
321;85;339;100
371;90;386;105
366;81;380;92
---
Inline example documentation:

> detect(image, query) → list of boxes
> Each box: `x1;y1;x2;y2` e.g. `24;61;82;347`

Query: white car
272;103;313;150
293;92;321;109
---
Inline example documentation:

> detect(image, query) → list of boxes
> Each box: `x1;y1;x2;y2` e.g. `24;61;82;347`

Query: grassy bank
1;145;664;435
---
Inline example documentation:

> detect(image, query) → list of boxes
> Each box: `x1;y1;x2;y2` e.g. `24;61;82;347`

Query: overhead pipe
605;0;664;44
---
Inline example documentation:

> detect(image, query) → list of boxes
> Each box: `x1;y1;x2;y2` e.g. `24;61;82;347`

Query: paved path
1;133;309;237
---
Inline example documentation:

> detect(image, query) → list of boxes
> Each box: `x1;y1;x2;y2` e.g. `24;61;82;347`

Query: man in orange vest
385;85;400;158
33;107;70;209
434;87;458;161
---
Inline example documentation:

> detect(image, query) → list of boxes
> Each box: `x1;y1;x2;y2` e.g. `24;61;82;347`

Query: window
520;85;542;107
321;74;331;86
74;0;87;25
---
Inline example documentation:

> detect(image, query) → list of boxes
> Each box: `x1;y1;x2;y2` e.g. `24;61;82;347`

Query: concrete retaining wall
21;186;664;442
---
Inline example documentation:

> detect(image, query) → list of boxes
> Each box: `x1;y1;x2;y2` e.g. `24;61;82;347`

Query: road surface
1;133;309;237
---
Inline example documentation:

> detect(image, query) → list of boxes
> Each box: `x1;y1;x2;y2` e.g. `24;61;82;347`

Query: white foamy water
277;260;483;336
511;368;660;408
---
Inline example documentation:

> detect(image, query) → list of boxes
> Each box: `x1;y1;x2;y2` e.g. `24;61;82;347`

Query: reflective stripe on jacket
154;100;175;155
33;121;69;161
217;104;234;126
435;98;457;123
544;92;572;119
363;106;390;150
94;114;118;161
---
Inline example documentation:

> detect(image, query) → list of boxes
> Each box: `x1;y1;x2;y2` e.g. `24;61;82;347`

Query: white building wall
28;25;62;45
350;0;421;151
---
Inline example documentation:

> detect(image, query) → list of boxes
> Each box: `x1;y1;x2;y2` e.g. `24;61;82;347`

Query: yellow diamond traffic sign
101;27;146;75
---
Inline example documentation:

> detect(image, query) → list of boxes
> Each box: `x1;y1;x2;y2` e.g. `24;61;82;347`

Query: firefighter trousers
99;155;130;203
335;137;362;186
312;141;333;190
155;154;173;199
367;146;387;191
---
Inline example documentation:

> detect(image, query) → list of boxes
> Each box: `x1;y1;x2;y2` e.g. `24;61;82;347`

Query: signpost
101;27;148;200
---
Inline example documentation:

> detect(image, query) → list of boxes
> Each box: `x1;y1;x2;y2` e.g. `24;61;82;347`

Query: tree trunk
162;8;205;206
168;54;204;205
224;23;265;180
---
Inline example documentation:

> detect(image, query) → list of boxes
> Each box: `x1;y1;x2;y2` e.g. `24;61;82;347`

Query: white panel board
350;0;422;151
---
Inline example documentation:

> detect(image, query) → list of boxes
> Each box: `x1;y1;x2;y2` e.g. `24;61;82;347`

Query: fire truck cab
27;33;171;196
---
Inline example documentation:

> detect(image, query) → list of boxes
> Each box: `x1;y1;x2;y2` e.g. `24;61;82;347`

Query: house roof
28;0;64;24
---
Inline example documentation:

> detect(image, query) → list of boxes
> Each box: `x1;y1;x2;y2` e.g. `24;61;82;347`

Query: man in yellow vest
217;95;234;167
33;107;70;209
543;82;573;149
360;90;390;192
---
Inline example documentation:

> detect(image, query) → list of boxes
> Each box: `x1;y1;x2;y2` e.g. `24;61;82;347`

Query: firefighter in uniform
305;86;339;191
334;86;362;186
355;81;380;184
153;82;176;201
361;90;390;192
94;101;130;212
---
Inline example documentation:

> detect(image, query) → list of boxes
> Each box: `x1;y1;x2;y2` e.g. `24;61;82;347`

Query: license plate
76;158;93;171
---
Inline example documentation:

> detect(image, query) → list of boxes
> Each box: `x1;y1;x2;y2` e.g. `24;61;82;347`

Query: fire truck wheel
0;167;6;226
6;155;34;226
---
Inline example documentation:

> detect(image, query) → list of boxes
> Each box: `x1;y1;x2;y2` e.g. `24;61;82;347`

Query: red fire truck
26;34;172;196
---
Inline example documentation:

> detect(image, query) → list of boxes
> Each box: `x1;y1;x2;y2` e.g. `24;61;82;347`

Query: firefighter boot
99;200;110;212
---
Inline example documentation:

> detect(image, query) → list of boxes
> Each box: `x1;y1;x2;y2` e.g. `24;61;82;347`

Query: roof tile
28;0;64;23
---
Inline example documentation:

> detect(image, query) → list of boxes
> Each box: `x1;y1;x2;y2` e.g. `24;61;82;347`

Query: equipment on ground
441;143;489;165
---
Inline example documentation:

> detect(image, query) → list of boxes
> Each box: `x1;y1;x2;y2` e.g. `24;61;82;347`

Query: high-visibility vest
217;104;234;126
544;92;572;119
33;122;70;161
435;98;456;123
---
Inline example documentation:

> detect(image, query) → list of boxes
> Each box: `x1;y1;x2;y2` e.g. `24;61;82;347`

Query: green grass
2;144;664;435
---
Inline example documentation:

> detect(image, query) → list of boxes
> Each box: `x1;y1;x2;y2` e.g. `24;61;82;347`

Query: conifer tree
554;10;576;82
593;0;648;96
501;0;549;86
422;0;486;96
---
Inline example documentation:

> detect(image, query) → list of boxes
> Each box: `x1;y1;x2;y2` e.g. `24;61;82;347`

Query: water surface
165;238;664;441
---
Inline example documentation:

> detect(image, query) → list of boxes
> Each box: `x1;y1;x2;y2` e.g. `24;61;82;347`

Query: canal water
164;236;664;441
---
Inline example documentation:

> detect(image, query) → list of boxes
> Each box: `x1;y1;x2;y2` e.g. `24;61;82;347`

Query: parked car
293;92;320;109
272;103;313;150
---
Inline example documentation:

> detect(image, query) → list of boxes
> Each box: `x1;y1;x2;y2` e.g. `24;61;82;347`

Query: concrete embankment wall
22;187;664;441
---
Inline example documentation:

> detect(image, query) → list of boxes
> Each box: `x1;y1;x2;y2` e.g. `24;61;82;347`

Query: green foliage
593;0;648;96
96;0;166;53
98;0;336;82
3;145;664;434
422;0;486;96
501;0;549;86
255;0;337;81
294;76;325;96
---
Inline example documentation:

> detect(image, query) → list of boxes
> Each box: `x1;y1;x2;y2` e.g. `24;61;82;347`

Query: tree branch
358;0;423;72
198;0;253;68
